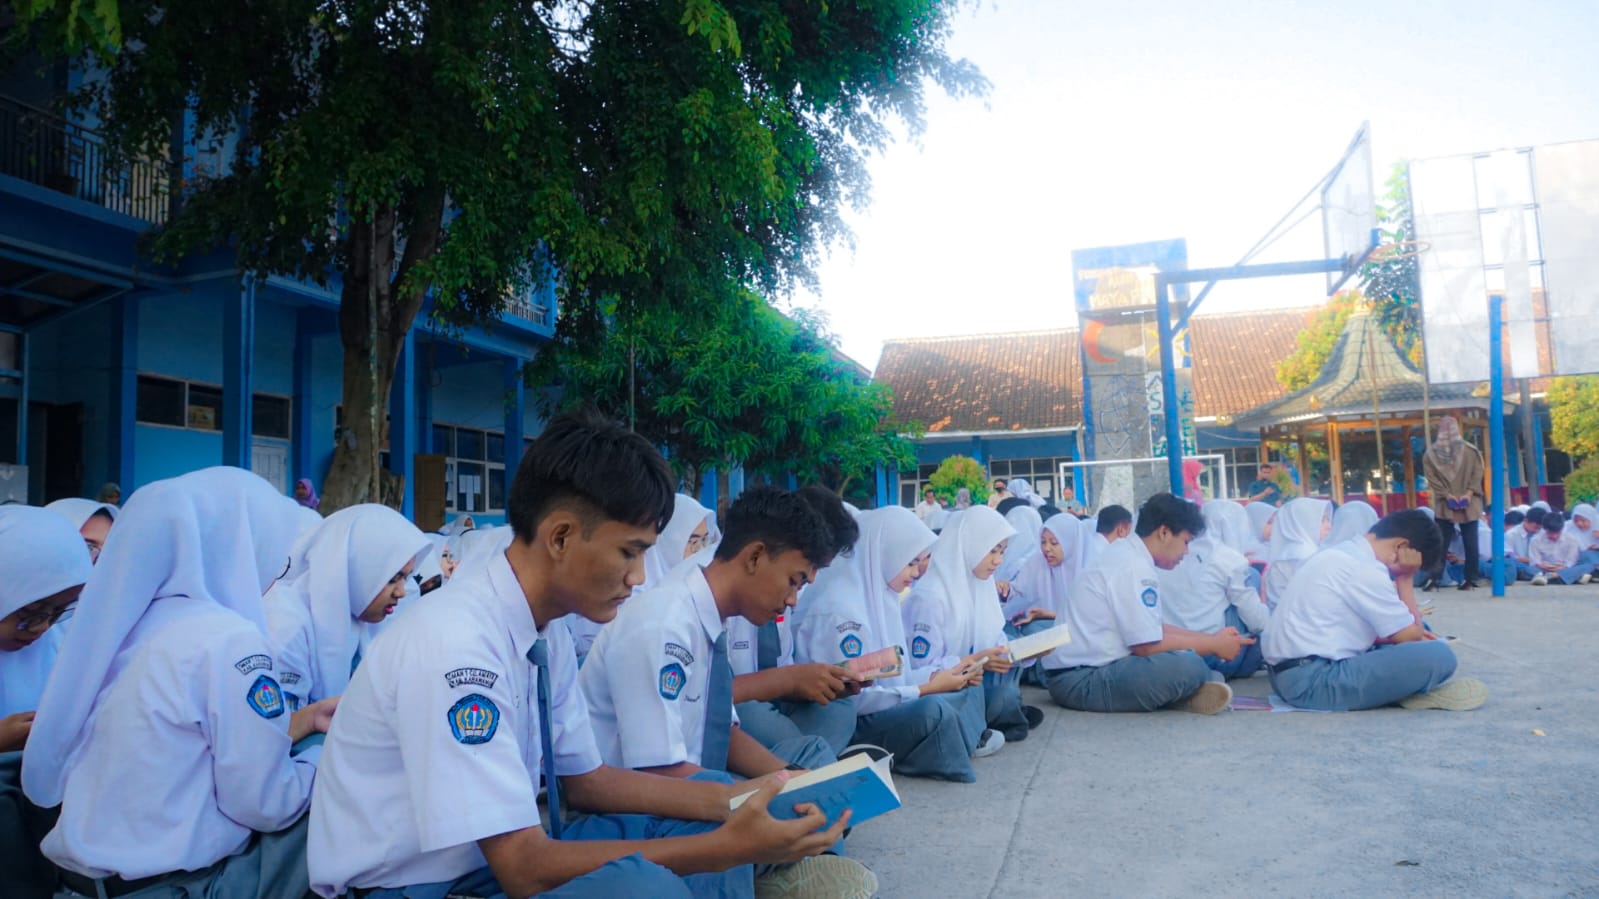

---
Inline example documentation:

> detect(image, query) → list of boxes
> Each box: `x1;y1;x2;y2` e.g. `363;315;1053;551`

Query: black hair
1504;510;1525;527
1133;493;1206;539
507;408;675;541
1524;507;1547;527
714;485;842;568
1543;512;1566;532
796;485;859;562
1095;504;1132;535
1371;509;1445;571
89;508;114;524
1038;504;1063;519
995;496;1031;517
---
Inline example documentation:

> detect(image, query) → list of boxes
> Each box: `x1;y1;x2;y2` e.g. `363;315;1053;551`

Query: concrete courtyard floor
847;583;1599;898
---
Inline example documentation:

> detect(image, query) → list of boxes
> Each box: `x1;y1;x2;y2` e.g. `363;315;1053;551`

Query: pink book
844;646;904;682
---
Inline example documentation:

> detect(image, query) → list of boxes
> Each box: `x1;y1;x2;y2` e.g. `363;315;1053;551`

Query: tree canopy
13;0;984;509
927;454;987;506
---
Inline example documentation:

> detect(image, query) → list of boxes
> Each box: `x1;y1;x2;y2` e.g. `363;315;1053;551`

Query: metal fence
0;93;171;224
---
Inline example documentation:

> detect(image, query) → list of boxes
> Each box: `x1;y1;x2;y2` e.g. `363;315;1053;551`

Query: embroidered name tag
234;654;273;675
445;667;500;690
835;620;863;633
664;642;695;666
448;694;500;745
279;671;302;686
247;675;285;719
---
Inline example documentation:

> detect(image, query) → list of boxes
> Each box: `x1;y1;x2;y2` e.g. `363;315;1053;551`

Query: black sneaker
1022;705;1045;728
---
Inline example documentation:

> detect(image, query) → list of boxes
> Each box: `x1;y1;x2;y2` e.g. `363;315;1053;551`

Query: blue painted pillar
874;463;889;508
293;309;317;486
727;466;745;501
222;279;256;469
417;338;434;454
888;464;899;508
1488;294;1508;598
699;469;718;512
391;330;417;518
970;436;986;466
503;357;525;494
109;294;138;489
1531;409;1548;499
1506;415;1525;489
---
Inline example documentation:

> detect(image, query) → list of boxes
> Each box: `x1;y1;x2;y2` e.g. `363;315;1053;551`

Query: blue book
729;753;900;829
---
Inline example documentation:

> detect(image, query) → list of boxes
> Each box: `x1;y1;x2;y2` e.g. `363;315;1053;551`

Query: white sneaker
1398;677;1488;711
1183;681;1233;715
1580;573;1593;585
756;856;879;899
1532;574;1548;586
972;728;1005;758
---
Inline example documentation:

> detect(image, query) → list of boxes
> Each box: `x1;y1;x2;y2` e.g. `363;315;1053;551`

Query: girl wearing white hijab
1007;478;1046;509
1244;502;1277;562
1004;514;1080;686
1265;498;1333;609
1327;501;1380;547
45;498;118;564
792;507;990;782
1156;501;1270;679
994;502;1044;584
264;504;433;712
904;505;1039;747
24;468;337;896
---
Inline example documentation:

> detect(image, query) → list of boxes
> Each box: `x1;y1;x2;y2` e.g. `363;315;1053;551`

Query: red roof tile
875;306;1317;433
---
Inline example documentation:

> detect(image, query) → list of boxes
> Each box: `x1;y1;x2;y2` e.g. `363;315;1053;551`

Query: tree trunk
319;190;445;515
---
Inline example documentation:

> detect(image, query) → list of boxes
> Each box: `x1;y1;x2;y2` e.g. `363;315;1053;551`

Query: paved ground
847;583;1599;898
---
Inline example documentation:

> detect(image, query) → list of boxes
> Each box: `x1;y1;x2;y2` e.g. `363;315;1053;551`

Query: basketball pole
1489;293;1509;598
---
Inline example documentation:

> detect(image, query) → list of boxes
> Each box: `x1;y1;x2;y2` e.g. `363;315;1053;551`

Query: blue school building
0;86;557;526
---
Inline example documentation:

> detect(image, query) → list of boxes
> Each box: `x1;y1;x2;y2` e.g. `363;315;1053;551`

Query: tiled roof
875;306;1317;433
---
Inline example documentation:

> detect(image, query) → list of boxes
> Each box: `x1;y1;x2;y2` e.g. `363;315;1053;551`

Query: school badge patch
839;634;863;658
659;663;686;701
246;675;285;719
448;694;500;745
910;635;931;659
1140;587;1159;608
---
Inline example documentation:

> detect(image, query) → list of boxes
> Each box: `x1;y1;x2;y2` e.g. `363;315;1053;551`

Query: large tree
15;0;983;510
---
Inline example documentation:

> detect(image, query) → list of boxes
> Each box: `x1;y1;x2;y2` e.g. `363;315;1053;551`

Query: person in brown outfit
1423;416;1485;590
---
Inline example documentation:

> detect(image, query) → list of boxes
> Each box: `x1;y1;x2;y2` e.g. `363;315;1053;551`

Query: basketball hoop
1366;239;1431;262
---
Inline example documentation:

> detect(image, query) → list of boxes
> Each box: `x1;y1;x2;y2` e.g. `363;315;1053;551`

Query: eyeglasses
14;604;75;633
85;539;102;563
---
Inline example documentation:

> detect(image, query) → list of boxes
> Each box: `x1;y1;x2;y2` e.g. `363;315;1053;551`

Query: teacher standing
1423;416;1485;590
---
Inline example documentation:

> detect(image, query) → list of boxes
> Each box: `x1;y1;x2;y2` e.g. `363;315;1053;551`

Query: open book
730;753;900;829
843;646;903;682
1004;624;1073;662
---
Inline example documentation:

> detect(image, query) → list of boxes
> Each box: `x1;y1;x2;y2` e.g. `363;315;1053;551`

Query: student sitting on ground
580;486;852;781
1040;493;1252;715
1570;504;1599;571
1156;500;1270;680
904;506;1039;746
1262;508;1487;711
792;507;992;782
1265;497;1332;609
1506;507;1545;580
308;412;871;899
25;468;338;898
1528;512;1592;586
1001;513;1079;687
726;486;861;758
264;504;433;712
1083;504;1132;570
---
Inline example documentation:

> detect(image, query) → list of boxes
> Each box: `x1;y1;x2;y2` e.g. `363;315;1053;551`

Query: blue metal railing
0;93;171;224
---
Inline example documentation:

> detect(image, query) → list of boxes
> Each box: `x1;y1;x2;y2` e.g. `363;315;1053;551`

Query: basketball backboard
1321;122;1379;295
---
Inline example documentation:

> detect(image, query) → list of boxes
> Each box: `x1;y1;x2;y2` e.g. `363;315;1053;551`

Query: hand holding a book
1205;627;1255;663
721;778;852;862
921;661;984;695
1012;608;1056;627
780;663;853;705
967;645;1013;674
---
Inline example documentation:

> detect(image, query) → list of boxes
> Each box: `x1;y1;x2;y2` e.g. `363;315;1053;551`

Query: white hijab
997;503;1044;580
643;494;712;588
793;506;935;688
1201;501;1254;557
44;498;119;532
272;504;431;700
906;505;1016;656
413;534;447;590
1270;498;1332;564
1327;501;1380;546
23;467;306;805
1007;478;1046;509
0;507;94;718
1010;513;1081;618
451;525;513;581
1244;502;1276;555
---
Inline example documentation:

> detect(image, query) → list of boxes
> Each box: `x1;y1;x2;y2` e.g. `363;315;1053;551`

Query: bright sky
794;0;1599;370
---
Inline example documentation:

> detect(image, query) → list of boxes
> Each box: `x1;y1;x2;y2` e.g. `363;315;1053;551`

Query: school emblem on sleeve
659;663;686;700
911;635;930;659
839;634;863;658
448;694;500;745
1140;587;1159;608
246;675;285;719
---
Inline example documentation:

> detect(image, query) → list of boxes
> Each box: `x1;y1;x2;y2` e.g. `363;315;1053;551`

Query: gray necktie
756;620;782;671
701;632;733;770
526;638;564;839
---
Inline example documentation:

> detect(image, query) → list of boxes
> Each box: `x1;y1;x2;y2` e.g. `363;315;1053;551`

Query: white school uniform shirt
1082;532;1112;570
1157;538;1270;635
0;627;62;718
579;564;736;769
1529;530;1582;570
43;597;317;879
1043;535;1164;669
307;553;601;896
1505;525;1538;562
726;611;793;675
1260;538;1415;664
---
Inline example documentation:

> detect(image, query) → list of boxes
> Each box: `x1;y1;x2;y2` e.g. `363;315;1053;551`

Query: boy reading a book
1040;494;1252;715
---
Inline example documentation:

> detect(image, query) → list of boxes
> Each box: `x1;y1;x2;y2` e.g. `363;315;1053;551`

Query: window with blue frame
138;374;293;439
433;423;506;515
